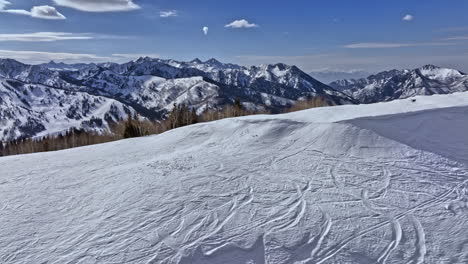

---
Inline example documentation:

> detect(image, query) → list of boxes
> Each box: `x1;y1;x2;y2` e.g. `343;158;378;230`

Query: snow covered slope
1;92;468;263
330;65;468;103
0;78;136;141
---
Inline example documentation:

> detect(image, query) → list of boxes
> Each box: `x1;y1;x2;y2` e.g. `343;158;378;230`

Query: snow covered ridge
330;65;468;103
0;78;136;141
0;57;355;140
1;92;468;263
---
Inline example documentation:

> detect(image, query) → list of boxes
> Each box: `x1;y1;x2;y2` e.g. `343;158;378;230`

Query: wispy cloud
52;0;140;12
112;53;161;60
225;19;259;29
437;26;468;32
159;10;177;18
0;1;66;20
0;50;113;64
0;50;161;64
344;42;456;49
442;35;468;41
402;14;414;21
203;26;209;35
345;43;414;49
0;32;96;42
0;32;129;42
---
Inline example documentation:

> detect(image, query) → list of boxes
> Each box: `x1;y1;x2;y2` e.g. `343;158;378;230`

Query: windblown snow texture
1;92;468;263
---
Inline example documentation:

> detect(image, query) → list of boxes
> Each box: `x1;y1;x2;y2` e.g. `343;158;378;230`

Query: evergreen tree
123;116;143;139
191;109;198;125
233;98;244;117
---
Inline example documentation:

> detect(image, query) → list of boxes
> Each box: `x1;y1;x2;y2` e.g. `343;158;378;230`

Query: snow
1;92;468;263
0;78;136;141
0;58;355;135
331;66;468;104
243;92;468;123
419;67;463;81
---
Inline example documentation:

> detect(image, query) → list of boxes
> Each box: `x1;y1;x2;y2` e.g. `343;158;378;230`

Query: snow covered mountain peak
419;64;440;70
190;58;203;64
309;70;373;84
417;64;464;81
205;58;222;64
0;58;26;73
330;65;468;103
368;69;403;79
135;56;154;63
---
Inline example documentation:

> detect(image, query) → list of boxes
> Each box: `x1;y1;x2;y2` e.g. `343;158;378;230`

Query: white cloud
0;0;10;9
344;42;456;49
0;32;96;42
0;1;66;20
403;14;414;21
203;26;209;35
160;10;177;18
225;19;259;29
53;0;140;12
30;6;66;19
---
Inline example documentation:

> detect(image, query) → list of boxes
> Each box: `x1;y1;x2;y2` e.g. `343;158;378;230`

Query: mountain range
1;58;467;141
309;70;371;84
0;57;354;141
330;65;468;104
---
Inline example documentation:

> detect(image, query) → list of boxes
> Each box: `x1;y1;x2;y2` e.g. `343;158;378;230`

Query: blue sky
1;0;468;72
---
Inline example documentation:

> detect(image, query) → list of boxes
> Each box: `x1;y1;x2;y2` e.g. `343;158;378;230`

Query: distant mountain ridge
309;70;372;84
330;65;468;103
0;57;354;140
39;61;96;71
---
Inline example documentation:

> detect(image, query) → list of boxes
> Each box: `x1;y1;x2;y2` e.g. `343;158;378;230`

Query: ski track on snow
1;94;468;263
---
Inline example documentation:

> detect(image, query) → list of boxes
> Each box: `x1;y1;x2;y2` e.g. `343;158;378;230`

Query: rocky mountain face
0;57;354;140
330;65;468;104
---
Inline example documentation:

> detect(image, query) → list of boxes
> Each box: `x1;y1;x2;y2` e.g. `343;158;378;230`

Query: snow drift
1;92;468;263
